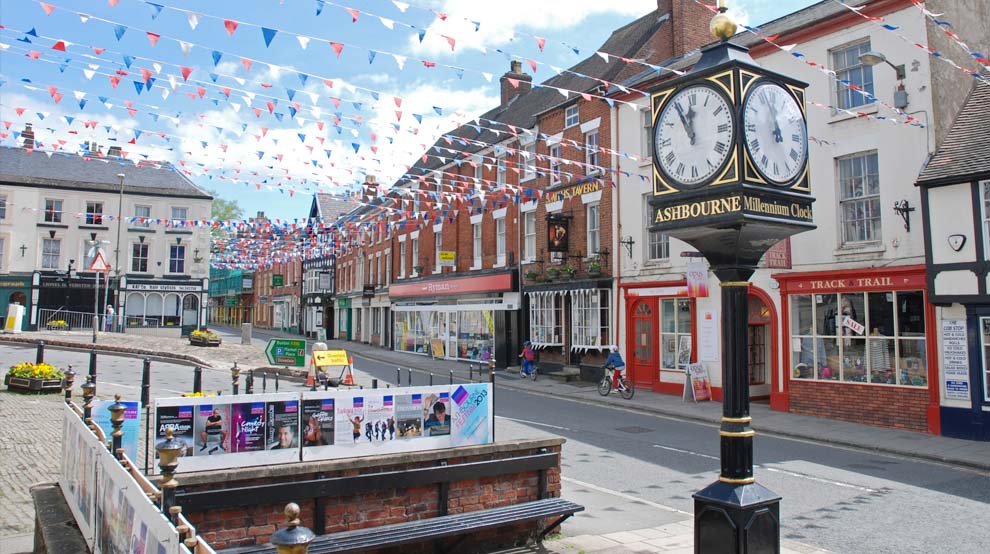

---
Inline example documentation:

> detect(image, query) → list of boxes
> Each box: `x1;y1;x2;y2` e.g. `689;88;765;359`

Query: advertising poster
193;404;231;456
302;398;334;446
232;401;267;452
267;400;300;450
92;400;142;463
154;405;195;457
422;391;451;437
685;364;712;402
686;261;709;298
335;395;368;445
451;384;492;446
395;393;424;438
361;395;396;443
60;404;96;547
942;319;971;401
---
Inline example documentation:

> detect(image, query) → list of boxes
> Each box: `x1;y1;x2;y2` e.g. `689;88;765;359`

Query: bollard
36;341;45;364
63;365;76;403
372;379;378;389
193;366;203;394
142;359;151;474
108;394;126;460
275;372;279;392
407;368;412;387
82;378;96;421
270;503;315;554
155;428;183;518
396;368;401;388
246;370;255;394
262;372;268;393
231;362;240;395
449;370;454;385
490;371;496;442
469;364;474;381
429;373;434;386
88;349;98;384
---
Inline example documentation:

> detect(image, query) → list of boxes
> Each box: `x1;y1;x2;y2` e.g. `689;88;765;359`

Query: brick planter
189;335;222;347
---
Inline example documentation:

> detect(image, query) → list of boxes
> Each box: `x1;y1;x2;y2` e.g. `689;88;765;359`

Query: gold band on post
719;430;756;438
720;281;751;287
719;476;756;485
721;416;752;424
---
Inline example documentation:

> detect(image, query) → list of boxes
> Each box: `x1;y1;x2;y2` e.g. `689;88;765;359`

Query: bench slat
223;499;583;554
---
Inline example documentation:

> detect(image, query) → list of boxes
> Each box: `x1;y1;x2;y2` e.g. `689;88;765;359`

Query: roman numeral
665;151;676;166
660;138;671;148
676;162;685;176
707;159;715;170
746;123;757;133
789;148;800;162
689;93;697;106
714;142;727;155
704;95;710;107
750;139;760;152
791;133;801;143
773;162;780;176
690;166;699;179
717;123;730;134
761;154;769;167
713;105;724;116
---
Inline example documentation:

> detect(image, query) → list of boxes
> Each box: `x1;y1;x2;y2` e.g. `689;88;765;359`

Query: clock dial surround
653;84;736;188
742;81;807;185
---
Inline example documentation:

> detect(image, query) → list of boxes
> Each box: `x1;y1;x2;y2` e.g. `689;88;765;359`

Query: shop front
119;277;207;335
775;265;939;434
0;275;32;331
336;296;353;340
523;279;614;378
390;271;518;367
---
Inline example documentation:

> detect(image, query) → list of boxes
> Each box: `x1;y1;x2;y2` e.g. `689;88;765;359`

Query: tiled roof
916;79;990;185
0;146;211;199
312;192;355;222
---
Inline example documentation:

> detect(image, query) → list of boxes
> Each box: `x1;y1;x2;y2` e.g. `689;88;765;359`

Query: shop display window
660;298;692;370
529;292;564;347
789;290;926;386
571;289;611;349
457;310;494;361
982;318;990;401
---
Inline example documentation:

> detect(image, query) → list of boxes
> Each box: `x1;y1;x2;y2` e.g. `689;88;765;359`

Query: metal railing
39;308;97;331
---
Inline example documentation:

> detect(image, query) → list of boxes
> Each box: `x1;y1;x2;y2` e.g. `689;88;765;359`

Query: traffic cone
342;357;355;386
305;371;316;388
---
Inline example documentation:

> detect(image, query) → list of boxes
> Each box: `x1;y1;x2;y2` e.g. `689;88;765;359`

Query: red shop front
774;265;940;434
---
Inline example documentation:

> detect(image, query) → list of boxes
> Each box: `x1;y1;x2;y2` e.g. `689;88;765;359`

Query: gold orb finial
710;0;737;41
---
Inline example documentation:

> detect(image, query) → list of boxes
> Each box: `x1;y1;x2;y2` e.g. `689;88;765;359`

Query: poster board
60;404;97;547
430;338;445;358
153;393;300;473
684;363;712;402
941;319;971;401
91;400;142;463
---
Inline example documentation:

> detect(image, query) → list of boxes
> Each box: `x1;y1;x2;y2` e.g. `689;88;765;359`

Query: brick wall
788;381;930;432
183;444;562;551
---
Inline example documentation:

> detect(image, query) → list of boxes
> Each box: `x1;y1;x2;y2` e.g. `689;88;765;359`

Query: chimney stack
107;146;122;157
499;60;532;107
22;123;35;149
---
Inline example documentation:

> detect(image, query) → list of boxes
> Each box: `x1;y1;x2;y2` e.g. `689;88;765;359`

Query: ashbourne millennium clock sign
649;41;815;280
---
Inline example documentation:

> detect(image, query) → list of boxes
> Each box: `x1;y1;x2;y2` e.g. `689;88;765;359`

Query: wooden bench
176;450;582;553
225;498;583;554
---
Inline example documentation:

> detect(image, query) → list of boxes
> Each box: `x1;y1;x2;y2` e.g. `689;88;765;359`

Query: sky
0;0;819;222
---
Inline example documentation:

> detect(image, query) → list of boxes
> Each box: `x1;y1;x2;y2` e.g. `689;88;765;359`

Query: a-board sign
430;338;445;358
684;363;712;402
265;338;307;367
312;349;348;367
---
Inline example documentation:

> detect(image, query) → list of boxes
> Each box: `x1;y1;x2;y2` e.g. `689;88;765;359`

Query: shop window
789;291;926;386
85;201;104;225
496;217;506;266
587;203;601;255
644;197;669;260
44;199;63;223
571;289;611;349
523;212;536;262
585;130;599;173
982;318;990;401
549;144;562;185
831;40;874;110
981;180;990;261
838;152;881;244
41;238;60;269
661;298;692;370
457;310;494;361
521;144;536;181
131;243;149;272
565;105;579;128
529;292;564;346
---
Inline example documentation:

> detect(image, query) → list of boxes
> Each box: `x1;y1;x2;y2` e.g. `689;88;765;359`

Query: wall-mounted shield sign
948;234;966;252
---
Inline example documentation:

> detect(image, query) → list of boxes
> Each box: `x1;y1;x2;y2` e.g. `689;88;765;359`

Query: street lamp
113;173;125;332
87;233;111;343
858;50;906;80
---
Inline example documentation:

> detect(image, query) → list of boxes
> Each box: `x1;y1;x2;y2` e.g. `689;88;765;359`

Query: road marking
562;476;691;516
653;443;720;461
497;415;572;431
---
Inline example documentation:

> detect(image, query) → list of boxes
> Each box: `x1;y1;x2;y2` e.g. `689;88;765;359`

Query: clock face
654;85;735;187
743;82;807;185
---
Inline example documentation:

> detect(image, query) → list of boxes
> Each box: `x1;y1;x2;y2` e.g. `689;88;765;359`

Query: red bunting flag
345;8;359;22
141;68;153;83
323;79;334;88
266;101;275;113
443;35;456;51
196;87;206;98
180;66;192;80
329;42;344;58
27;51;42;60
526;59;537;72
220;87;231;97
422;60;436;68
146;32;160;46
40;2;55;15
109;75;121;88
52;40;67;51
92;47;105;55
535;36;546;51
241;57;253;71
223;19;239;36
109;0;120;6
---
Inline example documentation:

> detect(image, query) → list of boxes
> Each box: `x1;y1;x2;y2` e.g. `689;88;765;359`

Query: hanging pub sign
547;216;569;253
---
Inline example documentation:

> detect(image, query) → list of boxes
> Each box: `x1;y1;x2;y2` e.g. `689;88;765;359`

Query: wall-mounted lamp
89;232;98;242
48;230;56;239
893;199;915;232
68;259;77;279
175;236;182;245
193;248;204;263
138;235;145;244
859;51;906;80
619;236;635;257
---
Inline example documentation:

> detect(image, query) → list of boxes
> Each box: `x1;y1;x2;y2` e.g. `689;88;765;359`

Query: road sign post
264;338;307;367
88;249;110;344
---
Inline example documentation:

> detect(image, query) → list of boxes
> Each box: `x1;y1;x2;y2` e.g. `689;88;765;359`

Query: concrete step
548;367;581;383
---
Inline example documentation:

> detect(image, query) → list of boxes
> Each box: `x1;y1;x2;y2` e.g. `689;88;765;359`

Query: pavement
2;326;988;554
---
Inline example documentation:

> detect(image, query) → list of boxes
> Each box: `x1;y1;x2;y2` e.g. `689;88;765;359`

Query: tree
209;191;243;243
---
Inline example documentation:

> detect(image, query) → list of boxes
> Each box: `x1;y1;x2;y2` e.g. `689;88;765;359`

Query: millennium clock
654;84;735;188
742;81;807;185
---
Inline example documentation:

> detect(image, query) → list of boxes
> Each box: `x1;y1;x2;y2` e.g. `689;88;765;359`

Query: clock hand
685;106;697;145
767;100;783;143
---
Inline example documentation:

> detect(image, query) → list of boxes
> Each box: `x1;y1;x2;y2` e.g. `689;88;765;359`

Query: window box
561;266;577;280
587;262;603;277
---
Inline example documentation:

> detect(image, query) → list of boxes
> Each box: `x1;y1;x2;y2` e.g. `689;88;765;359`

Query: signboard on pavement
265;338;307;367
312;349;348;368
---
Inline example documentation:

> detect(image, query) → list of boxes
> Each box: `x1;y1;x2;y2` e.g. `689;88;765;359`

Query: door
629;298;658;387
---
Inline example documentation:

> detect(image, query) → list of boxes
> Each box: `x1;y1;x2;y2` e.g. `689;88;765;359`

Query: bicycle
598;364;634;399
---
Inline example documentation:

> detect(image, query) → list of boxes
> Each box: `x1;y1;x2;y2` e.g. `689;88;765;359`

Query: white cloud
409;0;658;56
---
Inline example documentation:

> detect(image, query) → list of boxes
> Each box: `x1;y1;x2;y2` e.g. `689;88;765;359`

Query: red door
629;298;658;387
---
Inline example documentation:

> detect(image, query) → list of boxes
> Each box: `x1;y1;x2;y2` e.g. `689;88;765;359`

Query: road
9;340;988;553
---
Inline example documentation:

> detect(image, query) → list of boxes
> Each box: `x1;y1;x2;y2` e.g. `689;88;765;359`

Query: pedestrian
105;304;115;332
387;416;395;440
518;340;536;379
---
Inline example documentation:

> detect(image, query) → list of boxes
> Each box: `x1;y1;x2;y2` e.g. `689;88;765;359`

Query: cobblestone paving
0;390;64;537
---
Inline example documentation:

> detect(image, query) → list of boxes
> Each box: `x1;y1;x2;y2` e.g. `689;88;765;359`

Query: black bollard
372;379;378;389
450;370;454;385
275;372;279;392
36;341;45;364
88;349;97;384
407;368;412;387
141;359;151;475
396;368;401;388
490;371;496;442
193;366;203;394
430;373;434;386
246;370;254;394
469;364;474;381
262;372;268;393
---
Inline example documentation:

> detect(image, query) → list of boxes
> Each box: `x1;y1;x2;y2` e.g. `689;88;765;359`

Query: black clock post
648;3;815;553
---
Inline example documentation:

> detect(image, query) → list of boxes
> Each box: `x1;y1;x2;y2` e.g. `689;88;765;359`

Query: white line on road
653;443;720;461
562;476;691;516
497;415;572;431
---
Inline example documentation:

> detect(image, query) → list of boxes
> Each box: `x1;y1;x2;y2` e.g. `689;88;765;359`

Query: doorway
629;298;658;387
747;291;774;400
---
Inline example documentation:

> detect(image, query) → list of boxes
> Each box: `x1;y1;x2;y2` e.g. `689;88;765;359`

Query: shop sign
389;273;513;298
543;179;602;204
684;364;712;402
362;285;375;298
272;274;284;287
779;270;926;293
318;271;332;290
225;297;238;307
337;297;351;308
942;319;970;401
764;238;792;269
547;216;569;253
439;251;456;267
242;277;254;290
0;278;30;288
128;283;201;292
842;316;865;336
686;261;709;298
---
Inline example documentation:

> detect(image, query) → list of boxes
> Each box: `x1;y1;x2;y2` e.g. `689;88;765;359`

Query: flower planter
587;270;602;278
547;270;560;280
4;374;63;393
46;324;70;331
189;335;222;347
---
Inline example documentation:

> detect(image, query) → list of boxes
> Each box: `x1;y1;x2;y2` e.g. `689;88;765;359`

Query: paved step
548;367;581;383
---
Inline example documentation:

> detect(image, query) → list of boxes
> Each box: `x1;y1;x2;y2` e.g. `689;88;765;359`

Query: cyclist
604;345;626;390
519;340;537;379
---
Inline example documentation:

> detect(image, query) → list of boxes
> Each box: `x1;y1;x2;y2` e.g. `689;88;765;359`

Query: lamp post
156;428;184;517
87;234;110;343
108;393;127;460
270;503;315;554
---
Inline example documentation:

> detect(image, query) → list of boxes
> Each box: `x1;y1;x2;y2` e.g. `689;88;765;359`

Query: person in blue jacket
604;345;626;389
